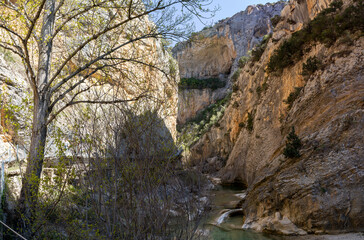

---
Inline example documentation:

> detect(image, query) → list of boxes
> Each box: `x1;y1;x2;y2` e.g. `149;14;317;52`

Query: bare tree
0;0;215;235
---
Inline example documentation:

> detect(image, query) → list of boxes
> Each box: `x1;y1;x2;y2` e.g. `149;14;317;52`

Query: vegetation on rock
246;111;254;132
251;34;272;62
283;127;302;158
268;0;364;73
178;93;231;150
301;56;322;76
178;77;226;90
232;69;241;82
284;87;303;110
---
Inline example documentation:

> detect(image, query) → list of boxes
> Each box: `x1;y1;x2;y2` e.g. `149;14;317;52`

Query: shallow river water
204;184;284;240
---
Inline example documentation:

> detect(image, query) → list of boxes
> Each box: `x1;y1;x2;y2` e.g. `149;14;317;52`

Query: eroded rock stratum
180;0;364;235
174;2;285;126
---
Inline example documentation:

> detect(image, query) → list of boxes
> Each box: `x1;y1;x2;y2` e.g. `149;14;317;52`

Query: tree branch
49;32;161;94
46;2;170;92
49;63;117;109
47;90;148;125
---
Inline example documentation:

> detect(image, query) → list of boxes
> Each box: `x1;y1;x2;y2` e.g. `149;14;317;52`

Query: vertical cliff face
174;2;285;126
185;0;364;234
0;36;178;159
173;2;286;79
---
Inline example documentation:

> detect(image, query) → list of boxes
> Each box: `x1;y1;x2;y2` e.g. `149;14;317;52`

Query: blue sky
194;0;273;31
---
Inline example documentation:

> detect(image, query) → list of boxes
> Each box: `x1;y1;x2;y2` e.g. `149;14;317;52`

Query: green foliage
268;0;364;73
178;93;231;150
247;111;254;132
178;77;225;90
330;0;343;10
283;127;302;158
238;56;250;68
232;69;241;82
256;81;268;98
284;87;303;110
251;34;272;62
301;56;322;76
0;47;15;63
256;86;262;97
169;58;177;78
271;15;283;27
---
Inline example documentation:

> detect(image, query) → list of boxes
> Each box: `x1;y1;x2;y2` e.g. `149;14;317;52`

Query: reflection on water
209;228;283;240
204;184;283;240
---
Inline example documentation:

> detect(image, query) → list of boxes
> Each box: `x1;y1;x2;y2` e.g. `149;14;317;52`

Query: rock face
177;87;228;126
173;2;285;126
186;0;364;235
173;2;286;79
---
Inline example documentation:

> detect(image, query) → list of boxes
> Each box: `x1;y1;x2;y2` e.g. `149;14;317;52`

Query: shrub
238;56;250;68
247;111;254;132
271;15;283;27
256;86;262;98
232;83;239;92
256;81;268;98
287;18;297;25
268;0;364;73
232;69;241;82
251;34;272;62
177;93;231;148
283;127;302;158
178;77;226;90
284;87;303;109
301;56;322;76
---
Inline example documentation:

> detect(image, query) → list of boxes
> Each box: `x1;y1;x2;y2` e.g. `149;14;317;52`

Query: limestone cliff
0;35;178;159
173;2;285;79
186;0;364;235
174;2;285;126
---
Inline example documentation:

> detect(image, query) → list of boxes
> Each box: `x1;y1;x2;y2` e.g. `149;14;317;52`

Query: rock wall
173;2;286;80
174;2;285;126
0;32;178;159
187;0;364;235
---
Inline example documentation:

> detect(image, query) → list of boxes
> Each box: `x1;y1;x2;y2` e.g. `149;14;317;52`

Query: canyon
0;0;363;238
174;0;364;236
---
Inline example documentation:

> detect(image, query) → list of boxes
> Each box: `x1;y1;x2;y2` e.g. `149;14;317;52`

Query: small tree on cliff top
0;0;215;236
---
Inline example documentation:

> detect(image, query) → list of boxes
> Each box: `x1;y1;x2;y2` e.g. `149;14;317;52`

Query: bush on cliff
251;34;272;62
283;127;302;158
178;77;226;90
284;87;303;110
301;56;322;76
268;0;364;73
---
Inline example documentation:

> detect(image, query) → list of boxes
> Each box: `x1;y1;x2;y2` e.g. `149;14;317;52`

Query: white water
215;209;244;225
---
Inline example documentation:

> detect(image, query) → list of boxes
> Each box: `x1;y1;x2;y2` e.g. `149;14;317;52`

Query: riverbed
202;184;284;240
202;184;364;240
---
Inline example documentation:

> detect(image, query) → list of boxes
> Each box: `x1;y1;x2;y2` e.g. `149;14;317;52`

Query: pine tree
283;127;302;158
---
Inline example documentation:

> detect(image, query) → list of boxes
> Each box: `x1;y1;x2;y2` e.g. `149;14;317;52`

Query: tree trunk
18;0;55;235
18;97;50;218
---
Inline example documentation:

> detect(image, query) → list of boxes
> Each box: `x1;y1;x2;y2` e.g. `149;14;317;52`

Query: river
203;184;284;240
